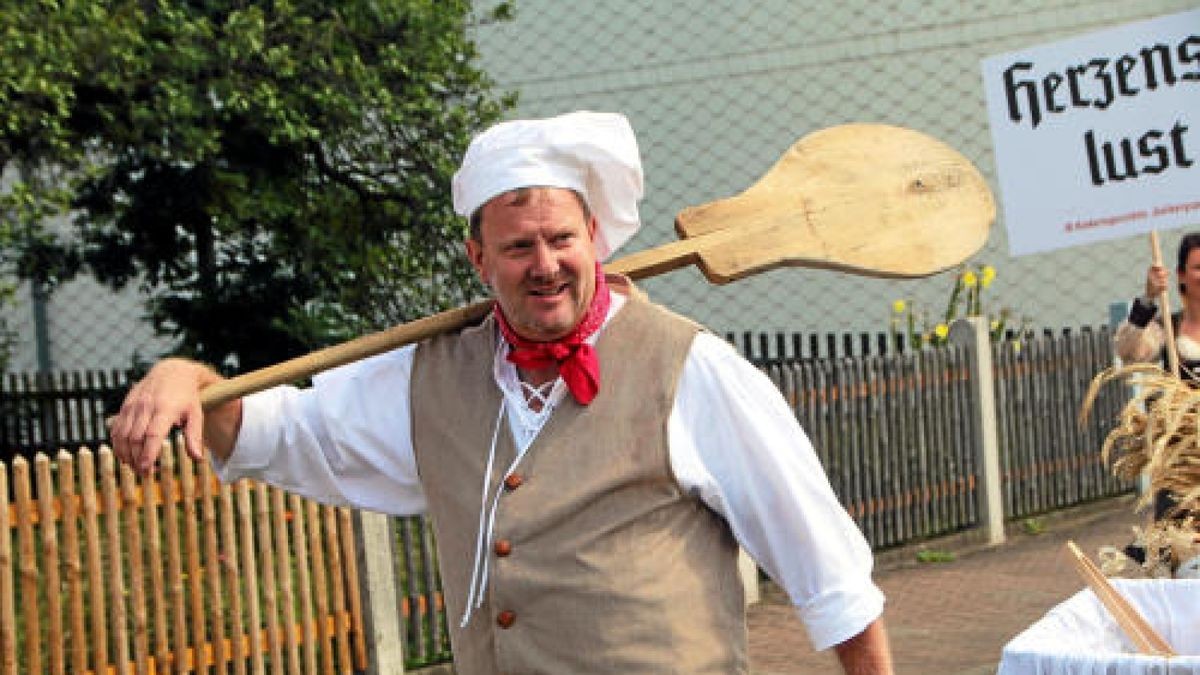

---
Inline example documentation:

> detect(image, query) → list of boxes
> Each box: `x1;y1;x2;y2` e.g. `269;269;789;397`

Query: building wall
472;0;1198;338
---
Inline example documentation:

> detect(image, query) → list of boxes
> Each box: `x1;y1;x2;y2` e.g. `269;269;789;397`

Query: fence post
353;510;407;673
949;317;1005;546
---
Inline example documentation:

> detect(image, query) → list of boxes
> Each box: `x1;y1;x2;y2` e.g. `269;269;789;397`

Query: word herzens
1002;35;1199;130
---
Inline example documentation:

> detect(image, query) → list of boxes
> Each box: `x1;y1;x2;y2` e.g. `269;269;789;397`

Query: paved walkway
747;497;1145;674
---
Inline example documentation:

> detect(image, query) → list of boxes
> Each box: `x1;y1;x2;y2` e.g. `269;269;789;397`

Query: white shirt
217;293;884;650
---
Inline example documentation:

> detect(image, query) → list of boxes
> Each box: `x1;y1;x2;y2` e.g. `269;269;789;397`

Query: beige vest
411;289;748;674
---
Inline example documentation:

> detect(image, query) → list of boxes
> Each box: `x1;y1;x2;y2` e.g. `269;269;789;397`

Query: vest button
503;473;524;491
494;539;512;557
496;610;516;628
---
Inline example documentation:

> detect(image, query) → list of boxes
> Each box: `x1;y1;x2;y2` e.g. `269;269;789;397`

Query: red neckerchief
494;263;610;405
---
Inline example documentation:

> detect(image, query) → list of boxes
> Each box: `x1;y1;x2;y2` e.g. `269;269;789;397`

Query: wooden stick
119;461;151;673
198;300;491;410
56;452;88;675
0;464;15;675
100;450;132;674
78;450;109;674
11;459;38;675
34;455;64;675
142;462;171;673
1149;230;1181;378
1065;541;1175;656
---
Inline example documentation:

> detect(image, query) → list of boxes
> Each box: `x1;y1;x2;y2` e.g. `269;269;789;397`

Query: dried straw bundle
1081;363;1200;576
1081;363;1200;516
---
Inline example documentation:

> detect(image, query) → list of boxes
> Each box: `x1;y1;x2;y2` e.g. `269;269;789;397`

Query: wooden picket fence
392;515;451;669
757;343;980;548
0;441;367;675
746;324;1132;549
993;327;1131;519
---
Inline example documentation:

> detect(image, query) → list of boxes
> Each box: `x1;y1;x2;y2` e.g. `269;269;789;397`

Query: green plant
915;549;956;563
1021;517;1046;535
890;263;1028;350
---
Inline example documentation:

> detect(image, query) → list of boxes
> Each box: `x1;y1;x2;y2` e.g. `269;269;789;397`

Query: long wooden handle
1065;541;1175;657
603;236;703;281
1149;231;1180;378
199;300;492;409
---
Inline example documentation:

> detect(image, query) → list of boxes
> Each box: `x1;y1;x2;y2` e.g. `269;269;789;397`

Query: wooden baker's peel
195;123;994;410
611;124;993;282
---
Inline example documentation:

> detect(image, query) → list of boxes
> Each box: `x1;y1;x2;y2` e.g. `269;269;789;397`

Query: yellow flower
962;270;978;287
892;299;906;314
981;265;996;288
1011;341;1022;354
934;323;949;339
990;319;1000;331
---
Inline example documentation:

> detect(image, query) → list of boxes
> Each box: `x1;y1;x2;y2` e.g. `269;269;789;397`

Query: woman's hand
1145;264;1169;301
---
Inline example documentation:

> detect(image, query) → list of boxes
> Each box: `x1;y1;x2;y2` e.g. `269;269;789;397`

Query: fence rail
0;442;367;675
729;330;900;361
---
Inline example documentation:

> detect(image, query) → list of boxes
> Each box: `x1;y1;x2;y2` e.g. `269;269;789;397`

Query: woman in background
1113;232;1200;550
1115;232;1200;381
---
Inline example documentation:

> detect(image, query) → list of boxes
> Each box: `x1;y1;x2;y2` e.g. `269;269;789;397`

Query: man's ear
466;238;488;285
586;215;598;241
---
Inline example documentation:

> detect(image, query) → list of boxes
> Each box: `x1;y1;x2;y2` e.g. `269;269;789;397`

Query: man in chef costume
111;110;893;674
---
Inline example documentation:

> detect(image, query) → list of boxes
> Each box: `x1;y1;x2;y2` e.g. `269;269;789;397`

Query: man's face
467;187;598;342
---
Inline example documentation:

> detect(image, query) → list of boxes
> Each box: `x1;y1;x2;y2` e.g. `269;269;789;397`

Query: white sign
981;9;1200;257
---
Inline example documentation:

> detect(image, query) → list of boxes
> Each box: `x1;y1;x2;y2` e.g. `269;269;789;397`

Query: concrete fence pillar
353;510;407;674
949;317;1006;546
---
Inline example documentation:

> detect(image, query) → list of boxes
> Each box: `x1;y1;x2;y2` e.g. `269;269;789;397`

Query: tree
1;0;514;372
0;0;102;370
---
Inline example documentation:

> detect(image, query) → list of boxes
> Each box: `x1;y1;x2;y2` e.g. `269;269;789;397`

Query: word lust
1084;121;1194;186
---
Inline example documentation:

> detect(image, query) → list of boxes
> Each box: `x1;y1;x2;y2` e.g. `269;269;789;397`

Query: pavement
747;496;1146;674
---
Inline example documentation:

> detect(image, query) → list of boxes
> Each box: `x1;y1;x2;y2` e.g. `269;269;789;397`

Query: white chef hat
452;111;644;261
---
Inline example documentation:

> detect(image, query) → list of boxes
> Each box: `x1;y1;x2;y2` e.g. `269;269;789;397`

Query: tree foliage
0;0;514;371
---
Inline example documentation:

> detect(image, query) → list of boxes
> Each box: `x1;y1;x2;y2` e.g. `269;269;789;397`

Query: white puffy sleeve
668;332;884;650
213;345;427;516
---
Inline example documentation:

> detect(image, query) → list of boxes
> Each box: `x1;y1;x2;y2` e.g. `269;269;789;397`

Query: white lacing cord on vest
459;339;566;628
458;391;552;629
511;380;557;444
460;400;507;628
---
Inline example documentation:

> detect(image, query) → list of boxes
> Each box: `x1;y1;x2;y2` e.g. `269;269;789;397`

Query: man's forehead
478;188;592;230
477;189;594;243
484;186;584;209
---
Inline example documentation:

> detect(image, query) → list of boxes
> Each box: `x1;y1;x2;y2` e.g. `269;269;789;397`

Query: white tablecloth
998;579;1200;674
